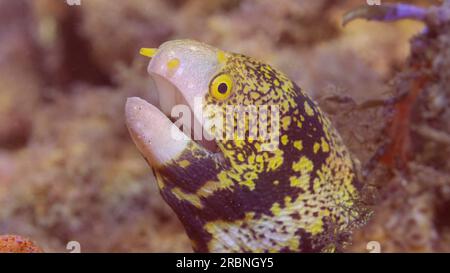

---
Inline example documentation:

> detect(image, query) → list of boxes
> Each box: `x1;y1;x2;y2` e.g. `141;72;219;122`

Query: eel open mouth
125;40;224;166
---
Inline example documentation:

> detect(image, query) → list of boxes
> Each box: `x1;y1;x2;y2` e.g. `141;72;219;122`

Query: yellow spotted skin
153;52;363;253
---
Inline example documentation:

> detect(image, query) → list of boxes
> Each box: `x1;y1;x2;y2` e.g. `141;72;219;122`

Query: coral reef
348;1;450;252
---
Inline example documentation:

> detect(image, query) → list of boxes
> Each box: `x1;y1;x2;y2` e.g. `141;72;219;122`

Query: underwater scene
0;0;449;253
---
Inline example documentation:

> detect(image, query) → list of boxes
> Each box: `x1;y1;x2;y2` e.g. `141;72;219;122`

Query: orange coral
0;235;43;253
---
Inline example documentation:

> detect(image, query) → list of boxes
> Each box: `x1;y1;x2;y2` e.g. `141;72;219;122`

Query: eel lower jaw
125;77;220;167
125;97;190;167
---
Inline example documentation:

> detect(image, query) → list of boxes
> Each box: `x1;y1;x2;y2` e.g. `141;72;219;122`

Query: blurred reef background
0;0;449;252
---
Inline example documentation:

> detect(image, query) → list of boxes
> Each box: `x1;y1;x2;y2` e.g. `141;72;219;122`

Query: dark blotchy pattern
154;52;365;252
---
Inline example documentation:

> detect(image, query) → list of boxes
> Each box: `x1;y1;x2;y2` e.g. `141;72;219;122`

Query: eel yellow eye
210;74;233;100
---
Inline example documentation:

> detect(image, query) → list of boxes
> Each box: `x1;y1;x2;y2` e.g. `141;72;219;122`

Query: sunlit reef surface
0;0;448;252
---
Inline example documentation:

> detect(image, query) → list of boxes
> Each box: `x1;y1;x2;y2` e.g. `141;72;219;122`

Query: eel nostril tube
140;48;158;58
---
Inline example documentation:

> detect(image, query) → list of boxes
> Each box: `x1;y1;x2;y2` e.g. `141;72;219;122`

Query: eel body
126;40;364;252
